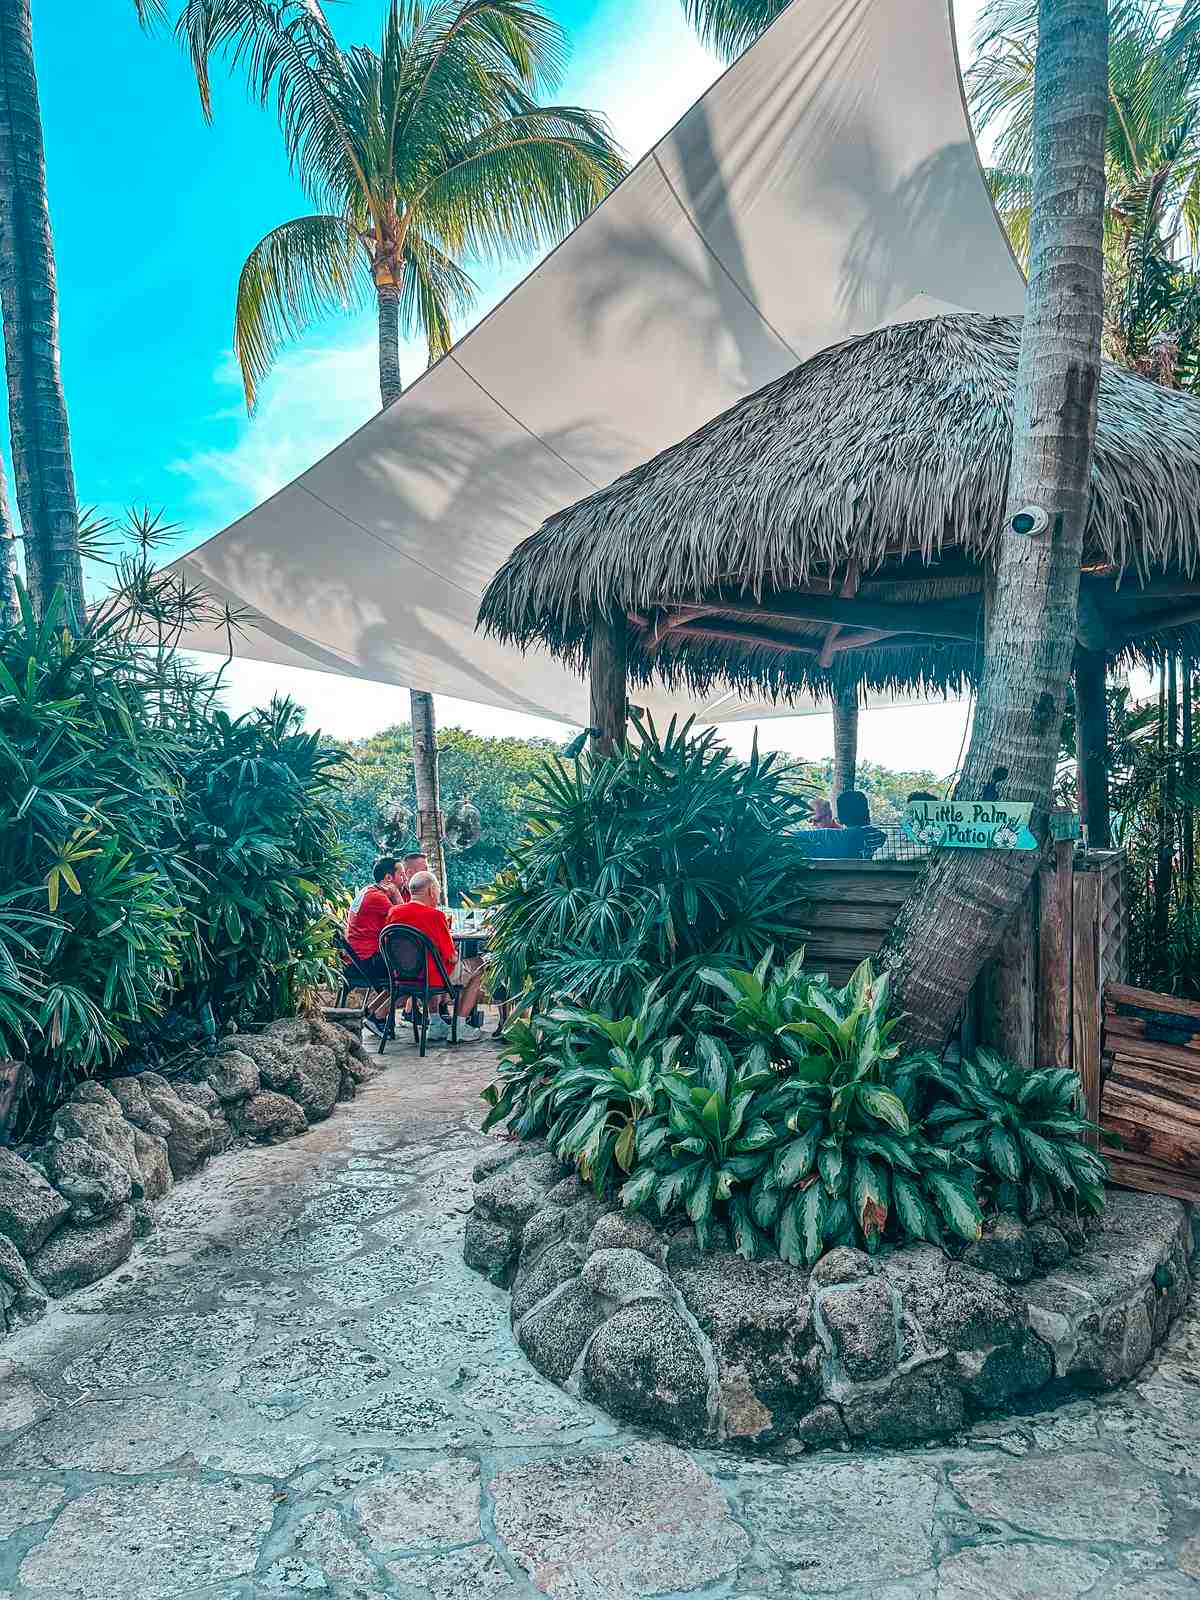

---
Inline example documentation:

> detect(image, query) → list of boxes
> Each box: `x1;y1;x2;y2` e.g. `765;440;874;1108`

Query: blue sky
25;0;984;775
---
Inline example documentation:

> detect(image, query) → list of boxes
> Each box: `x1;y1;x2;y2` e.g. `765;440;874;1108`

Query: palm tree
971;0;1200;386
0;0;164;624
682;0;1111;1051
180;0;625;882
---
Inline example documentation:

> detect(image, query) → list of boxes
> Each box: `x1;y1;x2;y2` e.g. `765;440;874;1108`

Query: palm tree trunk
0;448;17;627
377;282;402;408
1184;658;1194;918
410;687;447;892
884;0;1108;1051
832;687;858;800
374;280;448;894
0;0;83;622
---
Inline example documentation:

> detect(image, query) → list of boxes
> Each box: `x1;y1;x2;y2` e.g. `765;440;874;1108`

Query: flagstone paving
0;1038;1198;1598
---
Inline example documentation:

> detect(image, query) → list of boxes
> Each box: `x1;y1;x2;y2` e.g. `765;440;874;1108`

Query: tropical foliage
483;955;1104;1263
336;723;560;902
178;0;626;407
484;711;813;1019
0;540;349;1139
970;0;1200;388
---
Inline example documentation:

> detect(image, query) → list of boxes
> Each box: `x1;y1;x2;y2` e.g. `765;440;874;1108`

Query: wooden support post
589;603;627;757
979;879;1038;1066
1074;647;1110;848
1072;866;1103;1145
1037;837;1074;1069
832;687;859;800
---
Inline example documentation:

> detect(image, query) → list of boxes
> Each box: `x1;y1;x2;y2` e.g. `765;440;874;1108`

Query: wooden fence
1101;983;1200;1203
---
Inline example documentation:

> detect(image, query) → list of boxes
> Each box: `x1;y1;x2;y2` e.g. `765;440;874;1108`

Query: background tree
179;0;625;891
971;0;1200;387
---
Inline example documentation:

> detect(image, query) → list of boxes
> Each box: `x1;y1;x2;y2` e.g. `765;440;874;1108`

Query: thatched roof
478;314;1200;701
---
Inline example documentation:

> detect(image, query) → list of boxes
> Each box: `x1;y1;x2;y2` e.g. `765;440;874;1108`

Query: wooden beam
656;593;981;641
1085;576;1200;603
1072;868;1103;1143
589;604;627;757
1037;837;1074;1069
1074;647;1111;849
663;620;820;655
819;625;840;667
1117;602;1200;643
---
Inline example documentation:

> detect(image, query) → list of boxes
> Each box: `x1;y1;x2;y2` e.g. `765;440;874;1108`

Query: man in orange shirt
384;872;485;1042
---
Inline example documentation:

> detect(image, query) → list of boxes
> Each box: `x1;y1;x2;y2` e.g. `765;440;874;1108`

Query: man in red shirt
384;871;485;1042
345;858;407;1031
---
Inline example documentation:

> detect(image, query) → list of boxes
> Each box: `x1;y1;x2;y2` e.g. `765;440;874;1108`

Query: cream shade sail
169;0;1024;725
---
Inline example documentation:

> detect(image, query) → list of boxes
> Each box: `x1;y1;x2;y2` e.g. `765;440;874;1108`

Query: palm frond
399;227;478;362
234;214;370;410
677;0;788;62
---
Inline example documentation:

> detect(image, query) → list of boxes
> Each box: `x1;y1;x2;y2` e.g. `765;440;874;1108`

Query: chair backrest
379;922;454;989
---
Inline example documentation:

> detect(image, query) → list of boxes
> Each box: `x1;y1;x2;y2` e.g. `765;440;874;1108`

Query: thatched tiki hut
480;313;1200;850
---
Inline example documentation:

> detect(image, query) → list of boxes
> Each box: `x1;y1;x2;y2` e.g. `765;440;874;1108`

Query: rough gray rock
30;1205;134;1295
561;1194;612;1246
817;1276;901;1380
232;1089;307;1143
0;1147;69;1256
286;1043;342;1123
789;1402;848;1450
670;1248;818;1442
543;1173;587;1208
131;1200;158;1239
580;1246;672;1306
43;1138;132;1223
68;1081;125;1117
0;1232;48;1329
519;1205;567;1267
580;1299;712;1441
512;1241;584;1322
130;1128;172;1203
52;1102;144;1197
105;1075;172;1140
464;1212;519;1286
138;1073;214;1176
516;1279;605;1383
472;1142;529;1185
841;1359;964;1444
811;1246;873;1286
963;1213;1035;1283
1029;1220;1070;1272
474;1155;568;1232
586;1210;667;1262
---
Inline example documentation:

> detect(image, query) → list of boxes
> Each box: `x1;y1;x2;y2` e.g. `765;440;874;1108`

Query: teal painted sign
902;799;1038;851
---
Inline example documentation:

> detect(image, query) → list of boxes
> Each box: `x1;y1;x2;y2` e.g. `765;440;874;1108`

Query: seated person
835;790;886;859
384;872;486;1042
807;797;842;829
345;858;406;1024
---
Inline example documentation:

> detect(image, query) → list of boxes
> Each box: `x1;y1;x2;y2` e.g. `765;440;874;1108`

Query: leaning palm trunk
0;451;17;627
0;0;83;622
884;0;1108;1052
376;279;447;889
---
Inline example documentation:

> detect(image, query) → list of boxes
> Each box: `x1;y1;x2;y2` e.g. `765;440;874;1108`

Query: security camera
1010;504;1050;537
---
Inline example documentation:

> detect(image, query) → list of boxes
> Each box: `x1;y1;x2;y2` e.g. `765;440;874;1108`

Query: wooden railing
1101;983;1200;1203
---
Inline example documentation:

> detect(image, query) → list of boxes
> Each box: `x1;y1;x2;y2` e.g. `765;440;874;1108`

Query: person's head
402;851;428;881
907;791;938;804
372;856;400;888
810;798;834;826
407;870;441;906
836;790;871;828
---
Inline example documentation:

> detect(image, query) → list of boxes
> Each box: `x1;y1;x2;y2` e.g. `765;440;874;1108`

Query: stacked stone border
464;1142;1197;1451
0;1016;377;1331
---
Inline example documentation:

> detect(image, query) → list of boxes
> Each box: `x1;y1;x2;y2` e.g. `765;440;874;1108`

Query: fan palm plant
179;0;624;888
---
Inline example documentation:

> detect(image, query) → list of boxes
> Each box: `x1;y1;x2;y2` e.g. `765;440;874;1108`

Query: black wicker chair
379;923;462;1057
333;931;387;1022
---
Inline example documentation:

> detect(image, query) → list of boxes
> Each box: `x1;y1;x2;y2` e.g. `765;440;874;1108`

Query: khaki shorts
451;953;486;986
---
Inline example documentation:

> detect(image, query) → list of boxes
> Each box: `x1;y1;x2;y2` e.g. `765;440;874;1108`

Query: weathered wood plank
1106;1153;1200;1204
1106;982;1200;1021
1037;838;1073;1069
1073;870;1103;1141
979;884;1038;1068
589;605;627;757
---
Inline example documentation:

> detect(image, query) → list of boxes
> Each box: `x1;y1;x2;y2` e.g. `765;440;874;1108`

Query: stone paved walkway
0;1039;1198;1599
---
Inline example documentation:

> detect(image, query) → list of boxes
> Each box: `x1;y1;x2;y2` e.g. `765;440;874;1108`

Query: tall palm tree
0;0;164;624
180;0;625;882
971;0;1200;386
682;0;1111;1051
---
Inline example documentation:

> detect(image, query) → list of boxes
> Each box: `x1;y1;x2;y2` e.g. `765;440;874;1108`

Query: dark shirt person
835;790;885;859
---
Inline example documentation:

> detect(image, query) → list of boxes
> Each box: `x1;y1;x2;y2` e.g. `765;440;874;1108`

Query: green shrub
0;571;349;1137
482;956;1107;1265
486;712;812;1019
922;1049;1106;1219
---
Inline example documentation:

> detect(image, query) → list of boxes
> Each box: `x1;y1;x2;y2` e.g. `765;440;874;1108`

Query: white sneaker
425;1016;452;1042
455;1022;483;1042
